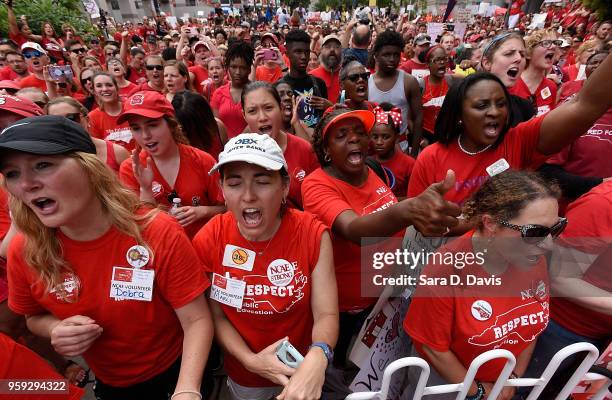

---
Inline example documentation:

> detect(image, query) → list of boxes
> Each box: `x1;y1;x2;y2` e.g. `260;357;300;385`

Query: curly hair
225;40;254;69
373;30;405;55
462;170;560;229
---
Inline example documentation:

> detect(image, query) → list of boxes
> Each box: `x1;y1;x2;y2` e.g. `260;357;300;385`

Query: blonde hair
576;39;603;58
46;96;89;116
7;152;157;296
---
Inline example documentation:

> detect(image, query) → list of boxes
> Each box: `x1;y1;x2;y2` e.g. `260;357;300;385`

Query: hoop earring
324;153;331;163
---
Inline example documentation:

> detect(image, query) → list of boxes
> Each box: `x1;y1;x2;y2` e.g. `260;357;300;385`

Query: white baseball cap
210;133;287;174
21;42;47;55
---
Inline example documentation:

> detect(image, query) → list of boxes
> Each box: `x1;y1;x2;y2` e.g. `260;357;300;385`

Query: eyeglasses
431;56;449;64
345;72;370;83
146;64;164;71
497;217;568;244
106;51;118;57
64;112;82;123
71;48;87;54
23;51;43;59
535;39;563;48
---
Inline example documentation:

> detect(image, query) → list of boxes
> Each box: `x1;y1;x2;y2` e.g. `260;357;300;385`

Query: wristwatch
465;381;485;400
309;342;333;364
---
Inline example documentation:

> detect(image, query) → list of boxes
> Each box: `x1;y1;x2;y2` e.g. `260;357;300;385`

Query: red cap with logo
0;94;44;118
117;91;175;124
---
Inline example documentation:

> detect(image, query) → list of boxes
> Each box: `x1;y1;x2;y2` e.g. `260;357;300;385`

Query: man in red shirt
0;51;29;81
400;33;431;80
18;42;49;92
309;34;342;103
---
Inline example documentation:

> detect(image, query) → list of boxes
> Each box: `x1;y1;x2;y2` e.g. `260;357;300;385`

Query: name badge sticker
210;273;246;309
222;245;256;271
540;87;551;100
486;158;510;177
110;266;154;301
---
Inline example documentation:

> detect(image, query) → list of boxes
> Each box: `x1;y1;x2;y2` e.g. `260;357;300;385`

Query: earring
281;197;287;206
324;153;331;163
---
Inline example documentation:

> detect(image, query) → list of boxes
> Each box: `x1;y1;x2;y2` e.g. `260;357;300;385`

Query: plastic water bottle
170;197;182;217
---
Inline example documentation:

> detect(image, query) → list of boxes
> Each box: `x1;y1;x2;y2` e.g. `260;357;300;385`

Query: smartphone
48;65;74;81
262;48;277;61
276;340;304;368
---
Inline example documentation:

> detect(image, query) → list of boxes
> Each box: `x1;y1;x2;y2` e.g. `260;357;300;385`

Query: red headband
425;45;443;62
373;105;402;130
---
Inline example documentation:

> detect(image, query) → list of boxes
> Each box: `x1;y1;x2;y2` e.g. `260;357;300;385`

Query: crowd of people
0;0;611;399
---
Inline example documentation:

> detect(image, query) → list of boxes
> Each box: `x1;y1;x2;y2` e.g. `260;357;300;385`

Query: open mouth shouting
543;51;555;64
355;83;367;98
32;197;58;216
506;66;520;80
144;141;159;152
483;121;501;139
346;149;364;167
258;124;273;135
242;207;263;227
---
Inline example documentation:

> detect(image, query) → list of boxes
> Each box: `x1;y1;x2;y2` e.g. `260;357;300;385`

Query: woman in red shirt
302;106;461;369
418;45;458;144
192;133;338;400
88;72;134;150
1;116;212;400
211;41;253;138
201;57;226;102
404;170;563;400
561;40;602;82
241;81;319;209
106;58;136;100
164;60;191;102
118;91;225;239
340;59;376;112
40;22;64;62
408;52;612;209
509;30;559;116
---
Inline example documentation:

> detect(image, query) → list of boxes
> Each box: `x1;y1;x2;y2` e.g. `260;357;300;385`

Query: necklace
457;135;492;156
244;236;274;256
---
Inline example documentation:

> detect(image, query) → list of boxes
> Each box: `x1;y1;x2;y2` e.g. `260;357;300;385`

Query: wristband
171;390;202;400
465;381;485;400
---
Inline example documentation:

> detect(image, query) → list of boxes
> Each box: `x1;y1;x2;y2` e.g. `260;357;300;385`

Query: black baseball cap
0;115;96;156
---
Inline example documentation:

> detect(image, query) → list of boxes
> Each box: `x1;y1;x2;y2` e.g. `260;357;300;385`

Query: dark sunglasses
64;113;82;123
536;39;563;48
23;51;43;59
146;64;164;71
90;39;100;44
81;76;93;85
71;48;87;54
345;72;370;83
498;217;568;244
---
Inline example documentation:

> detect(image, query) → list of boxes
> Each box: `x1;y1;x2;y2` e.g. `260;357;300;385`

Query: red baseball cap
0;94;44;118
117;91;175;124
0;80;20;91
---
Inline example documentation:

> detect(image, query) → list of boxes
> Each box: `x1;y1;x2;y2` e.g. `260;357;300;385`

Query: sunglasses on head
23;50;43;59
64;112;82;123
498;217;568;244
536;39;563;48
71;48;87;54
146;64;164;71
345;72;370;83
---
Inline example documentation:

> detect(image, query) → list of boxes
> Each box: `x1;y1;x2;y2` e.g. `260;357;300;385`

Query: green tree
581;0;612;21
1;0;96;38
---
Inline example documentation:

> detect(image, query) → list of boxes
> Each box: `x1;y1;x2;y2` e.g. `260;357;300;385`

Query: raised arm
119;31;129;66
537;53;612;155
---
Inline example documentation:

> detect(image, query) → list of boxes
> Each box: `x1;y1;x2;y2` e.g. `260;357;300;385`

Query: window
186;0;196;5
110;0;120;9
134;0;141;8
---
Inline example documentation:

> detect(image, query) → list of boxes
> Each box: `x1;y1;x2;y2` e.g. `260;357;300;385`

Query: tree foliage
581;0;612;21
0;0;96;38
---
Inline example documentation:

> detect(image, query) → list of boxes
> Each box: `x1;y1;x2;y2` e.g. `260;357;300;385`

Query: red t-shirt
284;133;319;209
550;182;612;339
192;209;326;387
41;37;65;61
255;65;284;84
9;32;27;48
128;81;162;96
309;66;340;103
421;76;449;134
118;82;138;100
302;168;398;311
88;107;134;151
127;66;147;85
378;150;416;199
408;115;546;204
189;65;209;94
119;144;222;239
0;66;20;81
18;74;47;92
0;188;10;304
8;212;210;386
0;333;84;400
547;80;612;179
210;83;247;138
404;231;550;382
509;77;557;117
400;59;430;80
